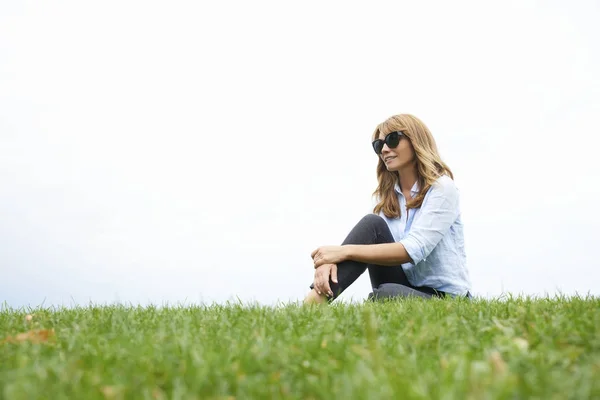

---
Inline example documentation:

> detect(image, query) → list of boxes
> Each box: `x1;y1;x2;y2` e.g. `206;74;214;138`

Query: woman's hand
311;246;349;268
313;263;338;297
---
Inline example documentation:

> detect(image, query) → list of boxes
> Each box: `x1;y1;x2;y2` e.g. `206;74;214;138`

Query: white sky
1;0;599;308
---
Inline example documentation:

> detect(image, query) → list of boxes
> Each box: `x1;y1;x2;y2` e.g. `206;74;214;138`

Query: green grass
1;295;599;399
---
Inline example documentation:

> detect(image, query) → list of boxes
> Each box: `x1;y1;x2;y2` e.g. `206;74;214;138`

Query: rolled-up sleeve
399;179;460;265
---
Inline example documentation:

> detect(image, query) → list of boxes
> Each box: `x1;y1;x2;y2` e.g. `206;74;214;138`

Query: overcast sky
1;0;599;308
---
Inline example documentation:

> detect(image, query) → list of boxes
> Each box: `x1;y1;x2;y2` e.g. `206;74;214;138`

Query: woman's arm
312;238;413;268
398;177;460;266
344;243;412;266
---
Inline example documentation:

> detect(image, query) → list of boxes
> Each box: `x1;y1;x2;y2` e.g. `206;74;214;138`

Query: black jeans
310;214;448;302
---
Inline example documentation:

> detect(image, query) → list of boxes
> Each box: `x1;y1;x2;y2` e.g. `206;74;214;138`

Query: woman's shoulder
427;174;460;201
433;174;457;188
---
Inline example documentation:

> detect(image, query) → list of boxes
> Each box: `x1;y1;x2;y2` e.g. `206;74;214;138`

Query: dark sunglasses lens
372;140;384;154
386;132;400;148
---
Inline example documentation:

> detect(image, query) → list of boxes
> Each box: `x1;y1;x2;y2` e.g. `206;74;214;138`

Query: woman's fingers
313;252;322;268
313;264;339;298
313;269;324;295
314;266;332;297
315;277;324;295
310;248;319;259
330;264;338;284
321;268;333;297
317;274;329;296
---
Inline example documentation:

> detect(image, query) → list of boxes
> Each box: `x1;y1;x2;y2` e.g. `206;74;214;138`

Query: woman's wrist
343;245;356;261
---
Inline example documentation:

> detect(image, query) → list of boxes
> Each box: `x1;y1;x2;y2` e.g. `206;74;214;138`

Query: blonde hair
372;114;453;218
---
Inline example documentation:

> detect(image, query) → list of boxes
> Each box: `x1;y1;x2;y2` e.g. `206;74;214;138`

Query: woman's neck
397;166;418;194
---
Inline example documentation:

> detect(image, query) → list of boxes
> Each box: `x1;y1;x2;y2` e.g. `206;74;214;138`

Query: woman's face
378;131;415;172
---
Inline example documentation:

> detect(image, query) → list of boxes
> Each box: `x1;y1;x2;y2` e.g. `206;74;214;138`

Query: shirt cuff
400;236;424;265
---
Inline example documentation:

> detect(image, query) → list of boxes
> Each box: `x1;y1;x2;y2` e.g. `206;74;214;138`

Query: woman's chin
385;159;410;172
385;162;400;172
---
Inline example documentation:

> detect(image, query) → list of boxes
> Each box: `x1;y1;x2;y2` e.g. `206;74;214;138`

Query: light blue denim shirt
377;175;471;296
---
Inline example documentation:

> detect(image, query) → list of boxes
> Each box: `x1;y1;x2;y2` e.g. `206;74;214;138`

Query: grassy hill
1;296;599;399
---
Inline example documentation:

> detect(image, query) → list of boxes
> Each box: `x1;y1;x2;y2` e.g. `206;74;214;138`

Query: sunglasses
371;131;405;155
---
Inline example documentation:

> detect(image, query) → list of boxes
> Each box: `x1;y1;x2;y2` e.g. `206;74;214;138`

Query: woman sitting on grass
304;114;472;304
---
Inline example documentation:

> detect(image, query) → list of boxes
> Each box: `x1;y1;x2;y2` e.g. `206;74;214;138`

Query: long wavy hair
372;114;454;219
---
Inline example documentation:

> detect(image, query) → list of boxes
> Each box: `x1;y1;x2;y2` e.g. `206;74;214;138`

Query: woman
304;114;471;304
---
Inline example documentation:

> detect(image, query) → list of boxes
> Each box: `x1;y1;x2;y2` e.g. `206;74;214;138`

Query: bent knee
359;213;386;227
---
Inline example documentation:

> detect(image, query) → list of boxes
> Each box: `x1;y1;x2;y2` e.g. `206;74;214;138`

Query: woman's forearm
344;243;412;266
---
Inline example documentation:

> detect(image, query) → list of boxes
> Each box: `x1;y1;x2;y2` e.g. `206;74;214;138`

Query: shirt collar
394;180;420;196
